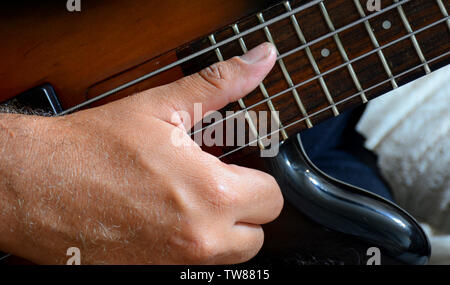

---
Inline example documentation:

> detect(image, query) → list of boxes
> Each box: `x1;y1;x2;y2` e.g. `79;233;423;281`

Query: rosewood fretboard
175;0;450;162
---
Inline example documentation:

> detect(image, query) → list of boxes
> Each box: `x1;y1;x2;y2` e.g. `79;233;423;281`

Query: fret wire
256;12;315;128
277;0;409;61
318;1;368;103
436;0;450;31
394;0;431;74
58;0;410;116
273;16;448;100
353;0;398;89
231;24;289;140
281;2;339;117
190;16;449;137
218;50;450;159
208;34;266;150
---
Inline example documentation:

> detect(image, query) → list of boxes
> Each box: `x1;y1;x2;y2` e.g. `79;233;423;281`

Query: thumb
150;42;277;129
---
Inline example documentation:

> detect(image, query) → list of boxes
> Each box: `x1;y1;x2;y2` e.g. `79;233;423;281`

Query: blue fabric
300;107;394;202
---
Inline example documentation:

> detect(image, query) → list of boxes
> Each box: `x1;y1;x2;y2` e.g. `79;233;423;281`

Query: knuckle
272;188;284;217
273;190;284;216
264;172;279;192
230;229;264;264
185;230;218;263
244;231;265;262
198;60;237;90
261;173;284;216
268;175;284;209
205;179;238;211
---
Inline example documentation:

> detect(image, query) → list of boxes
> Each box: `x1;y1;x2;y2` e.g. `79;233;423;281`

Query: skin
0;43;284;264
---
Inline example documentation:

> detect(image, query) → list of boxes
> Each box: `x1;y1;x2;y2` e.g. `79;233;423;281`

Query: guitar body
2;0;448;264
0;0;272;107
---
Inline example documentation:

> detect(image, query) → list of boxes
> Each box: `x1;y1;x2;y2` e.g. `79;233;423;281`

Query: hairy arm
0;114;54;259
0;43;283;265
0;99;54;116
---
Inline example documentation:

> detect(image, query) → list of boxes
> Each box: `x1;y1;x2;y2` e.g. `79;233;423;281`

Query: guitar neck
177;0;450;160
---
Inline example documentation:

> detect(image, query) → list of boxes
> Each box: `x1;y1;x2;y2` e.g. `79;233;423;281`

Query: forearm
0;113;50;257
0;112;115;264
0;98;54;116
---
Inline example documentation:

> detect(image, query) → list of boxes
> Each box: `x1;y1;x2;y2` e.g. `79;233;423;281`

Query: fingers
148;42;277;129
217;223;265;264
187;221;264;265
193;157;283;226
185;154;283;226
226;164;284;225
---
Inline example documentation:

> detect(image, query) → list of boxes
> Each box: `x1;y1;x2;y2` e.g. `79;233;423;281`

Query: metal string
190;16;450;136
58;0;410;116
217;50;450;159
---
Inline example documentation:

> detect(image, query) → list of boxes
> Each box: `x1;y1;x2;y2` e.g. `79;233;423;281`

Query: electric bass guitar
1;0;449;264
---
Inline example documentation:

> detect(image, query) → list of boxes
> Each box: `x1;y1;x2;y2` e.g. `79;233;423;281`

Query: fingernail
240;42;274;64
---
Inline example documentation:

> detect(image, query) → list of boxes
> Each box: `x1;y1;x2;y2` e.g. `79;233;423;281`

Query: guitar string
217;50;450;159
58;0;410;116
0;254;10;262
190;15;450;136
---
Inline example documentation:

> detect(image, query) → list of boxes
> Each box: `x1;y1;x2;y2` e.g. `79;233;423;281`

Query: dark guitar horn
253;134;431;265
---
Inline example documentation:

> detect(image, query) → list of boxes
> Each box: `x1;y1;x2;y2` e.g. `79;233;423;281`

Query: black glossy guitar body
251;134;431;265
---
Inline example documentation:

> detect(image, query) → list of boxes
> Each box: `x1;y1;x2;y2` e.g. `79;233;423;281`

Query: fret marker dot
321;48;330;58
382;20;392;30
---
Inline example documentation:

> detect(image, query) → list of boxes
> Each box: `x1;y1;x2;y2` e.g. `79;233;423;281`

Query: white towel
356;64;450;264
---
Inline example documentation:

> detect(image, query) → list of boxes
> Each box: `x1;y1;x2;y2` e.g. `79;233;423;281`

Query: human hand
0;43;283;264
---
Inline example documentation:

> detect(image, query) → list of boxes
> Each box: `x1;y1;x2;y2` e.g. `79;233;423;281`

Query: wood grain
0;0;273;108
177;0;450;163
